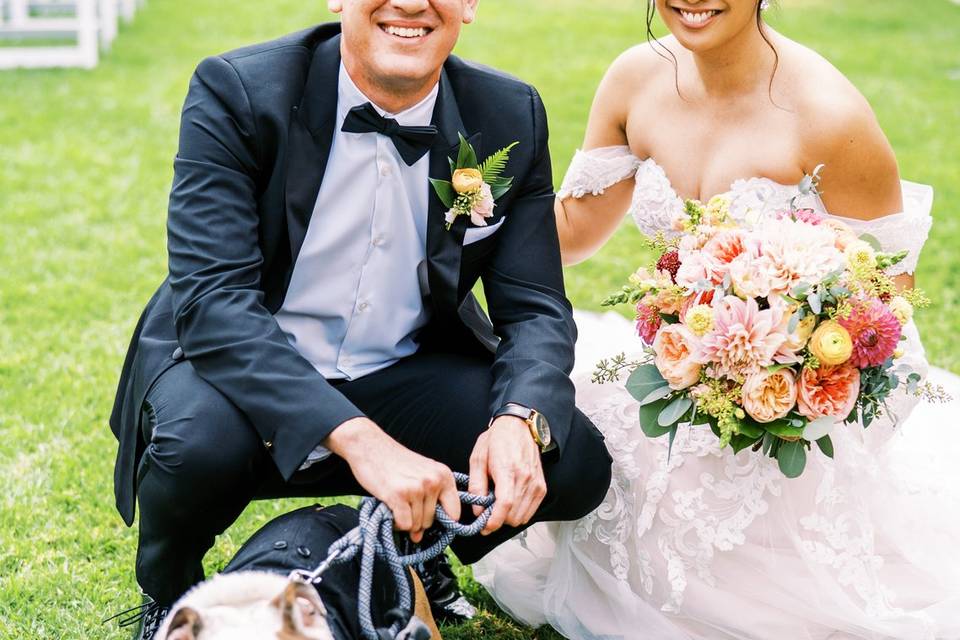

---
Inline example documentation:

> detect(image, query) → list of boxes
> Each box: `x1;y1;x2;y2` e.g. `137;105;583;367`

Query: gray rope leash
289;472;495;640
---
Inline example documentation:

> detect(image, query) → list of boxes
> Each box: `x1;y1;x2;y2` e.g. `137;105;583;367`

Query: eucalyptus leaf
667;425;679;461
639;384;674;406
764;420;805;439
803;416;836;441
790;283;812;298
808;290;822;315
730;434;760;453
778;440;807;478
625;364;669;404
736;418;764;439
816;435;835;458
761;431;775;455
788;310;802;334
639;399;673;438
658;396;693;427
859;233;883;252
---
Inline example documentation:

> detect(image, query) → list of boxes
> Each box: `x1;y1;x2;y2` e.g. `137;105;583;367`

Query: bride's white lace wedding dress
474;147;960;640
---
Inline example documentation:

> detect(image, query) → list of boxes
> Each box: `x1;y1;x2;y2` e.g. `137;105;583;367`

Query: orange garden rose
797;364;861;420
654;324;702;390
741;369;798;423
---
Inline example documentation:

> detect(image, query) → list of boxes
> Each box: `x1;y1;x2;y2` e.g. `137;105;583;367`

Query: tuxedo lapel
427;68;480;320
285;34;342;265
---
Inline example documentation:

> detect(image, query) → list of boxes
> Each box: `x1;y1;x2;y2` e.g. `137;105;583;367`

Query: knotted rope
289;472;495;640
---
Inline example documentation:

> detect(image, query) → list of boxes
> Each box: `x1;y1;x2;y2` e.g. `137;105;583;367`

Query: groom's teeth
680;10;717;23
384;25;429;38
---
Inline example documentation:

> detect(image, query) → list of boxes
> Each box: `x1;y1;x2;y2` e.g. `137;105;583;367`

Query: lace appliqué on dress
557;146;641;200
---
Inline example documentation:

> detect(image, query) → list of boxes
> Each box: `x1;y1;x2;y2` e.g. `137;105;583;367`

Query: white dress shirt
275;63;438;381
274;65;438;467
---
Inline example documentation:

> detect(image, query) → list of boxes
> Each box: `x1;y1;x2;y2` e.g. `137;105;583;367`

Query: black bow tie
341;102;439;166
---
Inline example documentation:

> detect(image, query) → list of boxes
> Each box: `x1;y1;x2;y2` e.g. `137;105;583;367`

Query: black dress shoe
106;595;169;640
414;551;477;625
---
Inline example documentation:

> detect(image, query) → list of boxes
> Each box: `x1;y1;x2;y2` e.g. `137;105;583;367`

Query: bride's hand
469;416;547;535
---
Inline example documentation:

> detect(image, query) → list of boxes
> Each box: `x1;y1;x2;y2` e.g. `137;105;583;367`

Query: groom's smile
379;23;434;40
330;0;479;113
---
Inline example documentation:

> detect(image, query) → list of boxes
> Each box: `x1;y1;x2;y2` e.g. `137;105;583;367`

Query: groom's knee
545;411;612;520
140;364;264;499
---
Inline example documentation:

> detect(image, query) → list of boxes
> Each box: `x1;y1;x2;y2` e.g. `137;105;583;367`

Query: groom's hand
469;417;547;536
325;417;461;543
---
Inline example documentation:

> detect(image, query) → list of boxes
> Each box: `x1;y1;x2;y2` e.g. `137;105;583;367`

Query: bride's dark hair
646;0;781;100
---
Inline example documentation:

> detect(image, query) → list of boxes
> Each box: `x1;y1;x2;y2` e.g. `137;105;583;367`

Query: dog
154;504;442;640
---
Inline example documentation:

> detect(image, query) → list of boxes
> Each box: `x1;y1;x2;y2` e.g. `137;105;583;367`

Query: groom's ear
328;0;343;14
462;0;479;24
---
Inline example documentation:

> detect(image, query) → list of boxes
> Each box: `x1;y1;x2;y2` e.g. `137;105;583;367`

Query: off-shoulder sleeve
827;181;934;276
557;145;642;200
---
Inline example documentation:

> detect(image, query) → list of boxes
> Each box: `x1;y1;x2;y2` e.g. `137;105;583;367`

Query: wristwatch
493;403;554;453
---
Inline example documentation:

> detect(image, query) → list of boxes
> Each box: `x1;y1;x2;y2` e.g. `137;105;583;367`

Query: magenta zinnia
838;298;902;368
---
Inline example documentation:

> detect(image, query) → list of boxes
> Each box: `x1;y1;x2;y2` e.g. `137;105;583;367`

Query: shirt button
380;164;391;177
358;301;370;312
372;236;385;247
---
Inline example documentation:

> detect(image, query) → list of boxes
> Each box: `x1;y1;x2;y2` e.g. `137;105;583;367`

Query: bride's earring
760;0;771;10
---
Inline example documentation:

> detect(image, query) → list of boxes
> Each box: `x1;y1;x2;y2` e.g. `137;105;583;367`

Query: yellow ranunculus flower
684;304;715;337
809;320;853;366
452;168;484;194
888;296;914;326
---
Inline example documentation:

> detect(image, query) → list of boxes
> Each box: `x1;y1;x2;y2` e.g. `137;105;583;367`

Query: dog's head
155;572;335;640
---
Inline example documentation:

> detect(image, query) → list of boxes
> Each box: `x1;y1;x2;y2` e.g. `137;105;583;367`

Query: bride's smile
670;4;724;30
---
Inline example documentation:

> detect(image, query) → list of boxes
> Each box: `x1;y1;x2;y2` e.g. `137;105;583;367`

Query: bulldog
154;504;441;640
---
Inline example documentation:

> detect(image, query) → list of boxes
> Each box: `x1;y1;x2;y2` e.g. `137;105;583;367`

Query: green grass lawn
0;1;957;637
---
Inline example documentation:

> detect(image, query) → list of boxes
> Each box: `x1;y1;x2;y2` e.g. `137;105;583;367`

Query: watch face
532;412;551;447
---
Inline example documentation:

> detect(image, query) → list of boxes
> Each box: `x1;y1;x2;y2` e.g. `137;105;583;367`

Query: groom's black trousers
134;345;613;605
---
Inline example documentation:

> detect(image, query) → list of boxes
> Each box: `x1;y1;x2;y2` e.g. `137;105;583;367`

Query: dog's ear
166;606;203;640
273;581;331;638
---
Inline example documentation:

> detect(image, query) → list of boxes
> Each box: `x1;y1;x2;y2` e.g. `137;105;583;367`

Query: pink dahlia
696;295;790;378
636;301;662;345
838;298;902;368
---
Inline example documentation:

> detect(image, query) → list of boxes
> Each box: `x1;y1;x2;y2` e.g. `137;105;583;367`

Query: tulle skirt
474;311;960;640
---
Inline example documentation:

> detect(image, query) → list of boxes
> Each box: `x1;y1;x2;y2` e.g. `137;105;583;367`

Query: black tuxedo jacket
110;23;576;525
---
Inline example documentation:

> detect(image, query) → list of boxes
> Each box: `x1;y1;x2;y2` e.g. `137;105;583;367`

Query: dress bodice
558;145;934;275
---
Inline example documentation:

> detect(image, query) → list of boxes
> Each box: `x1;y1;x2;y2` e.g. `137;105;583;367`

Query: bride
474;1;960;638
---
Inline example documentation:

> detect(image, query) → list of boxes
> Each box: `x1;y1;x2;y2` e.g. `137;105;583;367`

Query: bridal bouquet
597;180;944;477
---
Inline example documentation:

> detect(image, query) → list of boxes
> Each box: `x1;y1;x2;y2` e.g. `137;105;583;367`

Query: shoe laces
104;599;170;638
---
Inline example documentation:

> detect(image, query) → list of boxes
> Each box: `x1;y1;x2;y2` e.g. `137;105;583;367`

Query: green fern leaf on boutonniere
431;134;519;230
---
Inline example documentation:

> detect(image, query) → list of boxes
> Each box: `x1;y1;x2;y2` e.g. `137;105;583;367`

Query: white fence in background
0;0;146;69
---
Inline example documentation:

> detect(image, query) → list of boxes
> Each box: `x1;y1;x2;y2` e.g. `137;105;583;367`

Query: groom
109;0;612;637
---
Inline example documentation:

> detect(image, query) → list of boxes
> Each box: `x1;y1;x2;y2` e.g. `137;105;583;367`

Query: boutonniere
430;134;519;230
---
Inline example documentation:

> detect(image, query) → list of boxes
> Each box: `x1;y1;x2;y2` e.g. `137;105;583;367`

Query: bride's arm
806;91;915;289
556;55;641;266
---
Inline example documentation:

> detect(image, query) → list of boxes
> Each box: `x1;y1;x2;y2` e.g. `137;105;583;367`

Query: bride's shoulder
603;36;686;95
776;37;900;216
777;39;883;149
